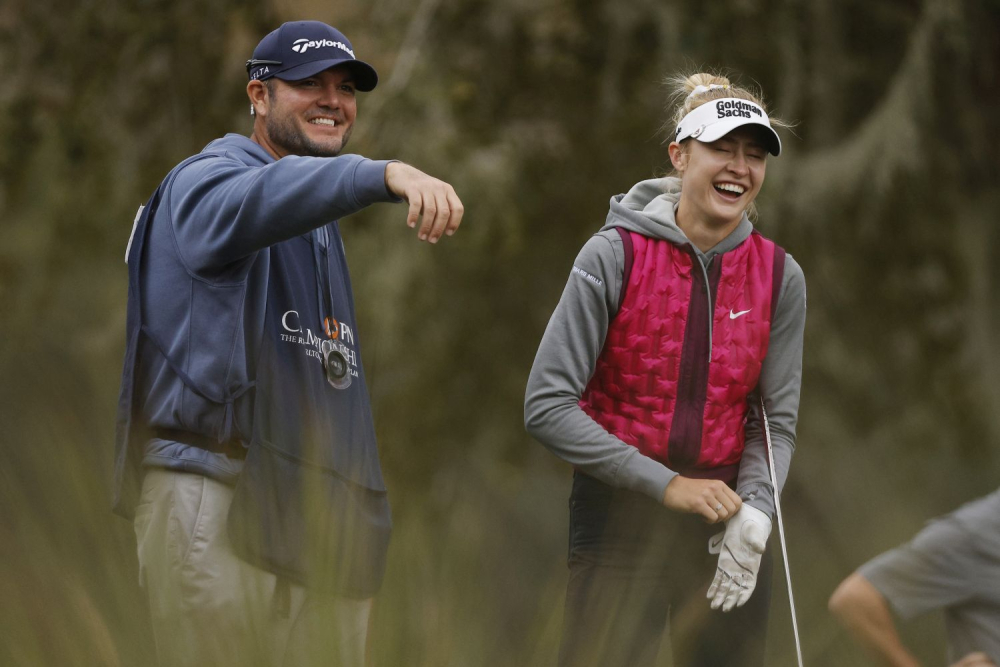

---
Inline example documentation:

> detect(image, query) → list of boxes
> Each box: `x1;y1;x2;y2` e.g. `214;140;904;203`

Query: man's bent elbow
829;573;879;624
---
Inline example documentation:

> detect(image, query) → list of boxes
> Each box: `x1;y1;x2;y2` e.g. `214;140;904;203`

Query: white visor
674;97;781;156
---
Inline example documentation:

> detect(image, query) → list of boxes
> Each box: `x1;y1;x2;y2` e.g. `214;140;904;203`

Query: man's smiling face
258;65;358;158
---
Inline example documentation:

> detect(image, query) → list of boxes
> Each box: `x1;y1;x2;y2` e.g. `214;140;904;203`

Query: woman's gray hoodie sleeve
524;231;678;503
737;254;806;518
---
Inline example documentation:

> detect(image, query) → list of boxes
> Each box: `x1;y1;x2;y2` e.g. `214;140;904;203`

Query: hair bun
664;70;779;134
684;72;731;93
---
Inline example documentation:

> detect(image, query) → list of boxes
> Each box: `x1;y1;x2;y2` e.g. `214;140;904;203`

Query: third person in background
830;488;1000;667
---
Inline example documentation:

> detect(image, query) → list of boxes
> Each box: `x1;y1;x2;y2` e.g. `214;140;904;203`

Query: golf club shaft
761;397;805;667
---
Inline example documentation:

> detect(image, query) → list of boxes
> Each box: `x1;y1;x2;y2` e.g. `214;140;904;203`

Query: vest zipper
665;245;717;468
696;252;713;362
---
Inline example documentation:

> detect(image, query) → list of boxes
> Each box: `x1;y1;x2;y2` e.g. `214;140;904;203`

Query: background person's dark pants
558;472;773;667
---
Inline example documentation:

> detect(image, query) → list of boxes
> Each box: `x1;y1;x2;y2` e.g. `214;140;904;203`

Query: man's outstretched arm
171;157;463;274
829;573;922;667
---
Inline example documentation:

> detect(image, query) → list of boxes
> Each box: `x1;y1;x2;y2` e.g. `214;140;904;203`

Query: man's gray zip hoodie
524;177;806;518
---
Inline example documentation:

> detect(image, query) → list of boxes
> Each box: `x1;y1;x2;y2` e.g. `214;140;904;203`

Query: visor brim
696;118;781;156
272;58;378;92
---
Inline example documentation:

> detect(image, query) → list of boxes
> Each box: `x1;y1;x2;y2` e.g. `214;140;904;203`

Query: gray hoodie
524;177;806;518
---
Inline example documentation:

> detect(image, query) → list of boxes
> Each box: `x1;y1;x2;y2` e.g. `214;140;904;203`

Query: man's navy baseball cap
246;21;378;91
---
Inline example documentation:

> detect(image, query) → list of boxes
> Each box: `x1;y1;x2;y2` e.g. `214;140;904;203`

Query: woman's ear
667;141;688;174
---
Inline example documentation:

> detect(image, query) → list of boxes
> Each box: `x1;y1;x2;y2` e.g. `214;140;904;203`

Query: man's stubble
265;111;353;158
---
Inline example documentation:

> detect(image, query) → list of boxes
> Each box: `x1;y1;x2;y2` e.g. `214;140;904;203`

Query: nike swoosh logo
729;308;752;320
708;532;725;554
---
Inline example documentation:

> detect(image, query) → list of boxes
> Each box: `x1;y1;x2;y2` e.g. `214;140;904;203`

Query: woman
524;73;805;667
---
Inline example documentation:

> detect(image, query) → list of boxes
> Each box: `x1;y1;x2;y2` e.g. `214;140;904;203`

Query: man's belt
150;428;248;460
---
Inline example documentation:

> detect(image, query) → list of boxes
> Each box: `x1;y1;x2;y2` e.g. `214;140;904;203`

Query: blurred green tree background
1;0;999;664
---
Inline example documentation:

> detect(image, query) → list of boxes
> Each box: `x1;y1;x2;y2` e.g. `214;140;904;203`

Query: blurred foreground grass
0;330;966;667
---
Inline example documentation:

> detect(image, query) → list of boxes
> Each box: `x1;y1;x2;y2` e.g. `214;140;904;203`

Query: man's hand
951;653;998;667
707;504;771;612
662;475;742;523
384;162;464;243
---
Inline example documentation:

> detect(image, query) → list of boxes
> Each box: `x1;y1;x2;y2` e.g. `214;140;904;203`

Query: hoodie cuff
615;449;677;504
739;481;775;519
353;159;403;206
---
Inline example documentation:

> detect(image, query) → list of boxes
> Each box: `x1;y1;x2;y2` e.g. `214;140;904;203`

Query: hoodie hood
601;177;755;260
202;133;276;167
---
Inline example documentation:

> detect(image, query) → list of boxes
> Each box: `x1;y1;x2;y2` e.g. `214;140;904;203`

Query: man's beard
265;113;352;158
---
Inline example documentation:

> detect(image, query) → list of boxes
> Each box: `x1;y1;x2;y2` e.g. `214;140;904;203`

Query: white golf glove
706;504;771;612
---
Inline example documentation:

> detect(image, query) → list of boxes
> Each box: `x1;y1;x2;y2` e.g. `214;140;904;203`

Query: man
829;489;1000;667
112;20;463;666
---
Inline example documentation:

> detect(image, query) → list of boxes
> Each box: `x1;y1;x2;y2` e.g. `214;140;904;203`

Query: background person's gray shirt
859;489;1000;663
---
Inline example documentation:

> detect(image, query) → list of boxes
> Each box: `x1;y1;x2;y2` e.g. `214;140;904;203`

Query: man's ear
247;80;269;118
667;141;688;173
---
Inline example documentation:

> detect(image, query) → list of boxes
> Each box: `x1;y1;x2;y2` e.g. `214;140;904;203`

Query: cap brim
273;58;378;92
696;118;781;156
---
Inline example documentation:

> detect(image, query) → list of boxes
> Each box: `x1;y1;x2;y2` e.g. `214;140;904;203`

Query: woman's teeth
714;183;745;195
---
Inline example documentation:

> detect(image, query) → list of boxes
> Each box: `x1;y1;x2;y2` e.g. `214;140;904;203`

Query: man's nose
318;83;342;109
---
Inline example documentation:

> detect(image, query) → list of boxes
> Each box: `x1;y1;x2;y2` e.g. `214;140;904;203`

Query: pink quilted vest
579;229;785;483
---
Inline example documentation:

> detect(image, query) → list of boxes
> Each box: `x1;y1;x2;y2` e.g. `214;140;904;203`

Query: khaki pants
134;469;371;667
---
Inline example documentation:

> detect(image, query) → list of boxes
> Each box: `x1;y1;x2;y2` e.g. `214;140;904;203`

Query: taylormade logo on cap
291;38;356;58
